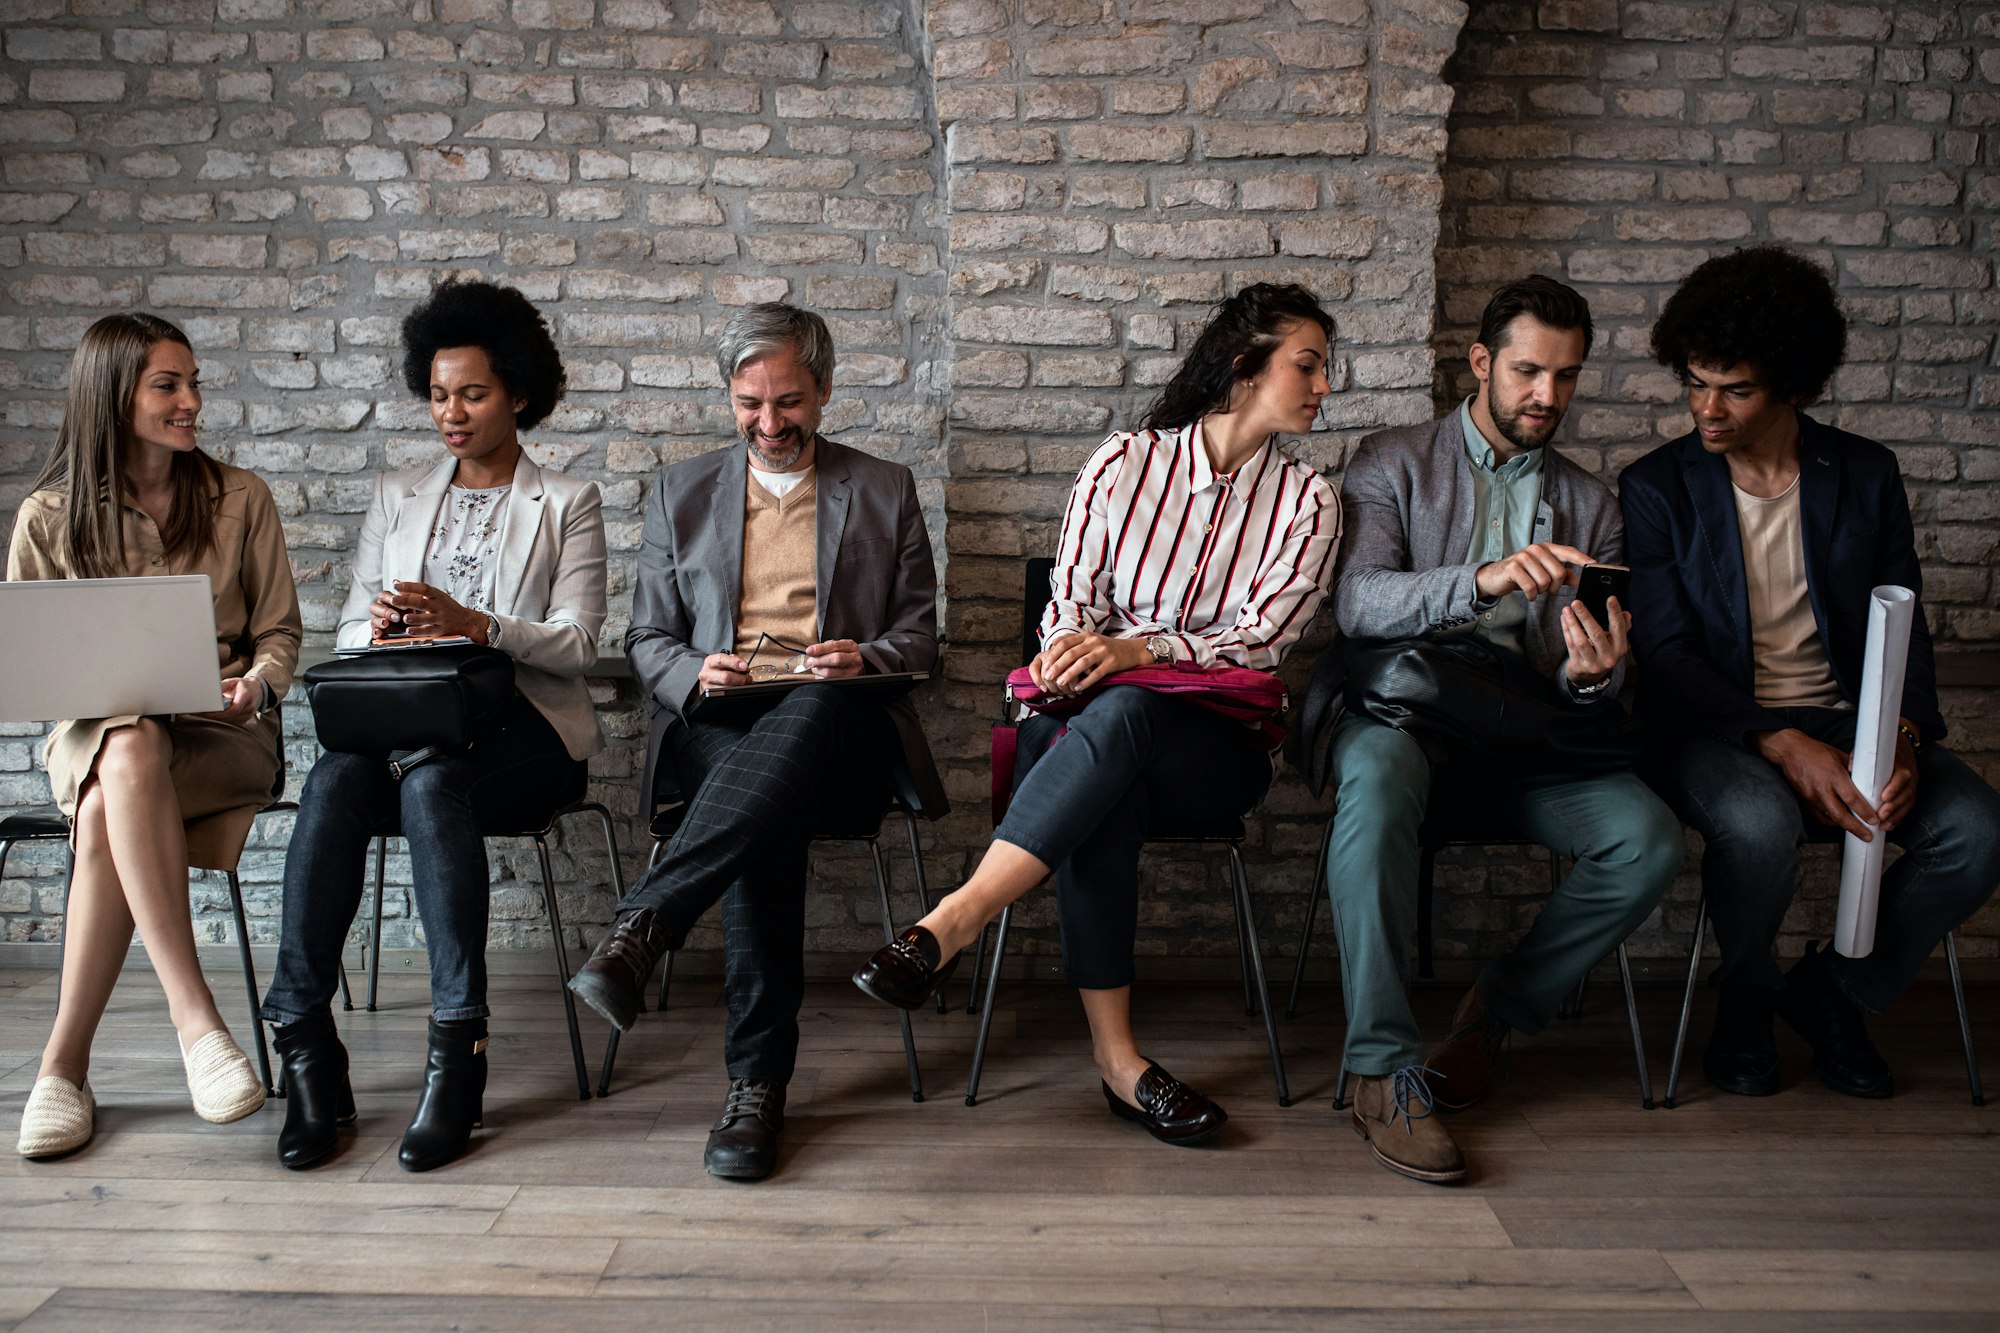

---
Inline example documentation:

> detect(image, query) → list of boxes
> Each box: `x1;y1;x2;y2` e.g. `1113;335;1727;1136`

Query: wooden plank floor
0;960;1995;1330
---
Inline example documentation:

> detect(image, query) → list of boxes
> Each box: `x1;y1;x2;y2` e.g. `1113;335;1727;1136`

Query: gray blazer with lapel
625;436;942;810
1333;407;1626;691
337;453;608;760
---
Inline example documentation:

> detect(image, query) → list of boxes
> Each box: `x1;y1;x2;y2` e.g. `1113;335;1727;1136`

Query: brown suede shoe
1351;1068;1467;1185
1423;984;1510;1112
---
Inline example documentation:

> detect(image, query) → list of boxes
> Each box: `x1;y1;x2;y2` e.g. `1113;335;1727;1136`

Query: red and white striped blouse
1042;421;1340;670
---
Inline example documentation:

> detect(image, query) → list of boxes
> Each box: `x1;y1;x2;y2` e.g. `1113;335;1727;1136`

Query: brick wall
2;0;1995;975
1433;0;2000;964
0;0;957;952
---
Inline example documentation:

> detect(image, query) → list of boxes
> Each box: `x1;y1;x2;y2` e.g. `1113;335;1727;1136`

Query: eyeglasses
744;631;812;682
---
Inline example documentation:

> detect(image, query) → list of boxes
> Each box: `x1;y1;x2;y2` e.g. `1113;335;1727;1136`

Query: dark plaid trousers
617;682;897;1084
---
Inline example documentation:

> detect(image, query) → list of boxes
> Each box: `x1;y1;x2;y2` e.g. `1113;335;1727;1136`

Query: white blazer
336;452;608;761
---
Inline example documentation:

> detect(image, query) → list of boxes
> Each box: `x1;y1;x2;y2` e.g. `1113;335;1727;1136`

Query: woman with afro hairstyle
854;283;1340;1144
261;278;608;1173
11;313;302;1159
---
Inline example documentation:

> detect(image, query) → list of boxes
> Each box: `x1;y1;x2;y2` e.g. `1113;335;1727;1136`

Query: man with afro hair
1622;245;2000;1102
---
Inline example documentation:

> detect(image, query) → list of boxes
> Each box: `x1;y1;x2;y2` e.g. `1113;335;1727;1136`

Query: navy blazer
1619;412;1942;746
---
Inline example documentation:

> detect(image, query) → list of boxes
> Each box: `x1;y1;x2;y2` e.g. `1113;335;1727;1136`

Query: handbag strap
387;746;446;781
989;724;1018;828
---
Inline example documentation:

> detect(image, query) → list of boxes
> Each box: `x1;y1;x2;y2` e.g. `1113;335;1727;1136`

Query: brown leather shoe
1103;1061;1228;1146
704;1079;785;1181
1351;1068;1466;1185
567;909;672;1032
1424;985;1510;1112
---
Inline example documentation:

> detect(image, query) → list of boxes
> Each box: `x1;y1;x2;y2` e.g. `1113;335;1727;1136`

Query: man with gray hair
568;303;939;1180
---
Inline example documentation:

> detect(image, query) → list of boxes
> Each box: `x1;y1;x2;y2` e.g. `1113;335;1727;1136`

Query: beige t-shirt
1732;476;1847;711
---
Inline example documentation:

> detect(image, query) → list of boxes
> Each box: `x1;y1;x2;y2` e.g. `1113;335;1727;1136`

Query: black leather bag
1289;632;1643;792
303;646;515;776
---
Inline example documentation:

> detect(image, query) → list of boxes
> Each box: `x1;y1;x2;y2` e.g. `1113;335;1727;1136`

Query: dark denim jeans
999;685;1273;990
262;695;585;1026
1658;706;2000;1013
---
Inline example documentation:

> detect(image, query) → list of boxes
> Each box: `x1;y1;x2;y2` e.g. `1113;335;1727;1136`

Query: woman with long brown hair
9;312;302;1158
855;284;1340;1142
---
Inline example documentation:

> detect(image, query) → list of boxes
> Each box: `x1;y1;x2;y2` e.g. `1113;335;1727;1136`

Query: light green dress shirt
1459;397;1546;657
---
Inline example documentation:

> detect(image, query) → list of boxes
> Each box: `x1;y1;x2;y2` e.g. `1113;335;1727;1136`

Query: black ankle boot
273;1012;354;1170
398;1018;487;1173
1703;983;1780;1097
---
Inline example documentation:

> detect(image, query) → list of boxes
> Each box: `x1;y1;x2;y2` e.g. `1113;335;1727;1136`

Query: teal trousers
1323;715;1682;1077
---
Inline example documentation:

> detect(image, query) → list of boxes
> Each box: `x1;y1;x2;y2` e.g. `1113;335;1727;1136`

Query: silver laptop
0;575;225;722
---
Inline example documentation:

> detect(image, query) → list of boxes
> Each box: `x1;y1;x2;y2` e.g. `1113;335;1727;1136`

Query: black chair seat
0;813;69;840
1144;816;1248;843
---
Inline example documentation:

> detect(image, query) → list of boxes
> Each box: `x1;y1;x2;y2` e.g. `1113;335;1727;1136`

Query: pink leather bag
991;664;1289;825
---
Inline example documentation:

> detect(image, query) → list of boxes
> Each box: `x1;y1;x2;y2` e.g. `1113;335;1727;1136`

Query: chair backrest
1022;555;1056;666
264;702;290;806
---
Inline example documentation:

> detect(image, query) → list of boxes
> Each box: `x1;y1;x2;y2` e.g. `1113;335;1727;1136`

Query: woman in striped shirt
856;283;1340;1143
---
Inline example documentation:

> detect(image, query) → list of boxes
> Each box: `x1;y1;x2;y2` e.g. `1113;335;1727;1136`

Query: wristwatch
1570;675;1608;697
484;612;502;648
1145;634;1173;665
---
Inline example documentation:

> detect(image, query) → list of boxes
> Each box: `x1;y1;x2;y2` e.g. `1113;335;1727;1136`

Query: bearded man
1321;276;1681;1185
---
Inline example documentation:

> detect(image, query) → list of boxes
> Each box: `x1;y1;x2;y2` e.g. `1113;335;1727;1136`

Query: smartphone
1577;563;1631;626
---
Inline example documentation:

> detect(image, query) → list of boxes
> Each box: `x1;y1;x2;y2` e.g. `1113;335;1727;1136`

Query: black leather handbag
1289;632;1644;793
302;645;515;778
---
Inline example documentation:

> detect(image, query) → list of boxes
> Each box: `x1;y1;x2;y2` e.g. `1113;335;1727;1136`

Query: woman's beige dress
6;463;303;871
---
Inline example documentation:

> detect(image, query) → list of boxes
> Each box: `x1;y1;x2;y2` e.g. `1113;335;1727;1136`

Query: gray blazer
625;436;942;809
1333;408;1626;690
337;453;608;761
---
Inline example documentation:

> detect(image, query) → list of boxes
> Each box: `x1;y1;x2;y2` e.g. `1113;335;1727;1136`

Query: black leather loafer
852;926;959;1011
1103;1061;1227;1147
704;1079;785;1181
1704;982;1781;1097
1778;942;1894;1099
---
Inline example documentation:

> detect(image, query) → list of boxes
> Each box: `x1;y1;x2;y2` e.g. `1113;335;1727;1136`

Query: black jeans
263;695;585;1026
998;686;1273;990
618;683;899;1084
1657;706;2000;1012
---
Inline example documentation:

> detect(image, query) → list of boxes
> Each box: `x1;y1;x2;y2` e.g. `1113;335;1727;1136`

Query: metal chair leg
1229;846;1290;1106
1945;931;1985;1107
366;836;386;1012
965;903;1012;1105
1232;854;1257;1019
338;961;353;1012
1617;941;1654;1109
224;871;274;1097
1663;901;1708;1109
1285;829;1330;1021
1416;846;1436;980
965;917;989;1014
534;834;592;1101
1333;1064;1350;1111
901;811;948;1014
869;837;924;1103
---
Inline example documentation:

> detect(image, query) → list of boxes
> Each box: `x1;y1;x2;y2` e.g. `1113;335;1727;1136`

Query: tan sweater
733;467;819;659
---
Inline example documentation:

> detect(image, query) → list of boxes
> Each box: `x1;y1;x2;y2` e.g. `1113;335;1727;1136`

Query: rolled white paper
1833;584;1917;959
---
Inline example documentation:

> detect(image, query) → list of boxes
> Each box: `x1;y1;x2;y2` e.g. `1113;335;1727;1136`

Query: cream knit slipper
19;1075;95;1159
180;1029;266;1124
